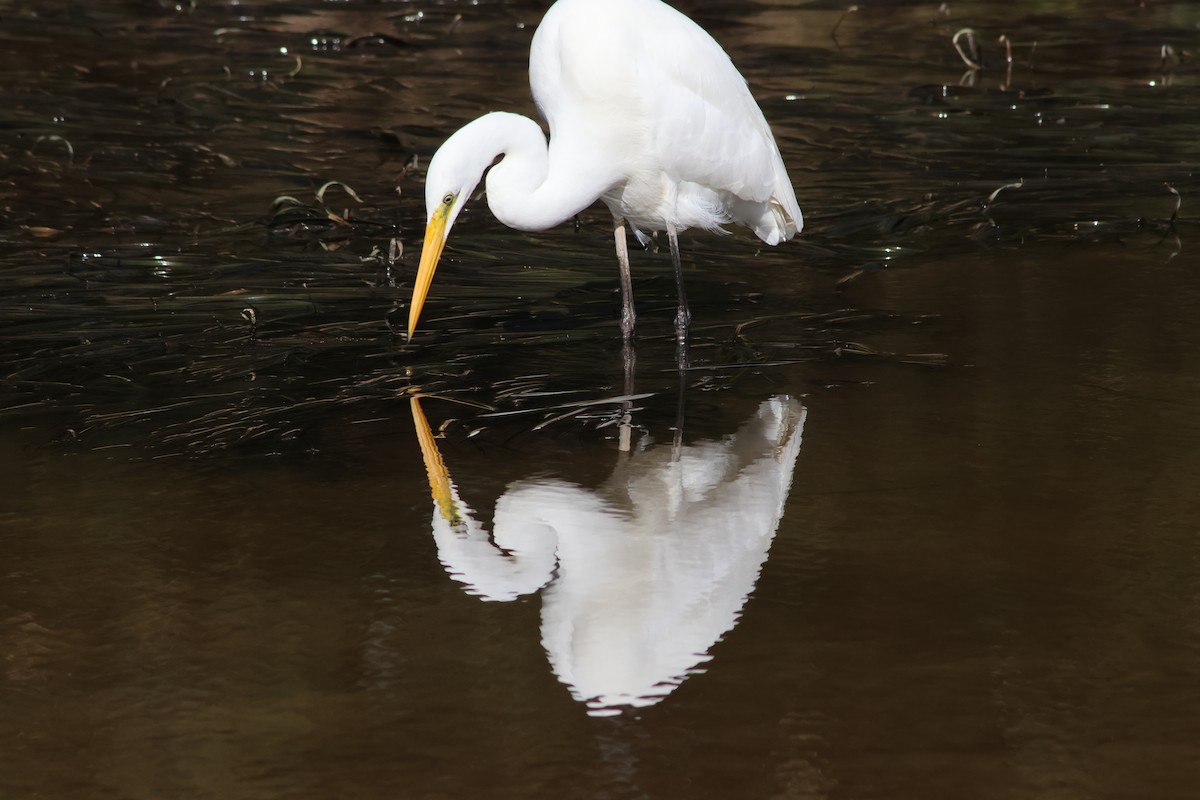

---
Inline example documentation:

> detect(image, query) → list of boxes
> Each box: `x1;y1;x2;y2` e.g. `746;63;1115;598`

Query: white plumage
409;0;802;340
412;395;807;715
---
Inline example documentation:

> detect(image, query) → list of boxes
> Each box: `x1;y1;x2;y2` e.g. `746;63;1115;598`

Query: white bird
408;0;802;341
411;395;807;715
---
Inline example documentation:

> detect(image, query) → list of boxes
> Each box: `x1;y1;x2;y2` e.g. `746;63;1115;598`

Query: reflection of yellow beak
410;395;460;525
408;208;450;340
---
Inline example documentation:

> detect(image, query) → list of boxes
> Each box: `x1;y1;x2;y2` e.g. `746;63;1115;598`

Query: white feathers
425;0;802;244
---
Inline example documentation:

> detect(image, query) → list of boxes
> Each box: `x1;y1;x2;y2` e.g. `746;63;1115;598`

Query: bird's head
408;126;493;340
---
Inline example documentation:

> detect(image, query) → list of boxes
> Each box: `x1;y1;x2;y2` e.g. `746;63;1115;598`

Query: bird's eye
442;193;455;206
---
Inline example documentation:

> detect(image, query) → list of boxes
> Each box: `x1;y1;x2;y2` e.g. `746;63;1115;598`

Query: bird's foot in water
621;307;636;340
674;312;691;372
673;307;691;345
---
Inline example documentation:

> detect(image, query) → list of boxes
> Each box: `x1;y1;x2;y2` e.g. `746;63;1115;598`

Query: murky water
3;0;1200;797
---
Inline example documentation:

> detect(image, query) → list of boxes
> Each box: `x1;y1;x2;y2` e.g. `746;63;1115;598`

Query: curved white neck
457;112;611;232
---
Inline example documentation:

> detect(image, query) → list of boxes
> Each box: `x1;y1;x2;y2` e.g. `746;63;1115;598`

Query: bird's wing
636;7;790;204
532;0;800;235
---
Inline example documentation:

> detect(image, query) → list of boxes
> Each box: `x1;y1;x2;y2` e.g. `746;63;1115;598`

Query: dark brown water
3;1;1200;797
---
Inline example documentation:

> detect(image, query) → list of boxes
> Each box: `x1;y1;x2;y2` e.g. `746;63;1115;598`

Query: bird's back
529;0;801;244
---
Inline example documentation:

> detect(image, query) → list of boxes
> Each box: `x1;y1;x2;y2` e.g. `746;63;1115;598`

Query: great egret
411;395;807;714
409;0;803;341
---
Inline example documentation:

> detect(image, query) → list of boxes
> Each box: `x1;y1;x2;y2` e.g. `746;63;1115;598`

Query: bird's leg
667;223;691;345
613;218;636;339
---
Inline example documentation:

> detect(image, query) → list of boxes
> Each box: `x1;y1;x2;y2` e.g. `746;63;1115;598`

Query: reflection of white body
424;397;806;715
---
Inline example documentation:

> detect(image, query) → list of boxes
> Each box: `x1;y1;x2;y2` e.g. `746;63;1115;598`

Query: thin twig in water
313;181;364;226
315;180;363;207
1161;44;1178;71
1165;183;1181;228
998;34;1013;87
830;5;858;45
240;306;258;339
33;135;74;163
410;392;496;413
479;392;654;422
986;179;1024;205
270;195;304;210
980;179;1023;229
952;28;983;70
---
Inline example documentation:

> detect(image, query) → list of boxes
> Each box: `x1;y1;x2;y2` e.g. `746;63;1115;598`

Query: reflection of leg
673;346;687;457
619;338;636;453
669;223;689;455
613;218;635;339
668;224;690;344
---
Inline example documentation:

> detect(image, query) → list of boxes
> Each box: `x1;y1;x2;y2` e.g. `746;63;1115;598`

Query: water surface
3;1;1200;797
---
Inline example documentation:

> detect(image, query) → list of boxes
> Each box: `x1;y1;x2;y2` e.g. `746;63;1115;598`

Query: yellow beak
408;208;450;340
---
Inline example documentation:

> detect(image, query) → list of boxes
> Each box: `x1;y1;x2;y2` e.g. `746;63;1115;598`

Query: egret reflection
411;395;806;715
